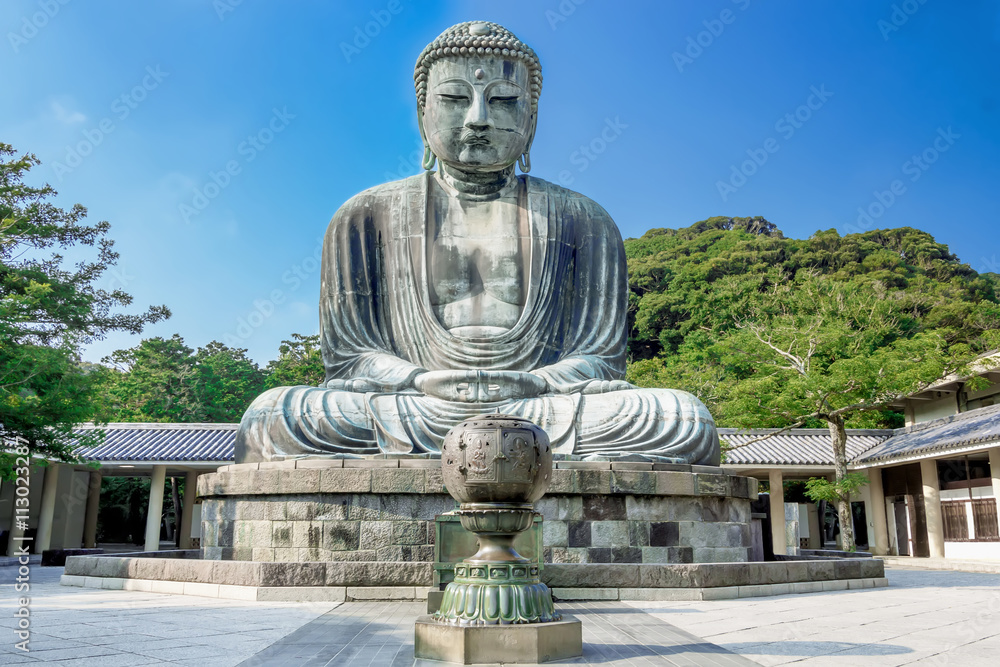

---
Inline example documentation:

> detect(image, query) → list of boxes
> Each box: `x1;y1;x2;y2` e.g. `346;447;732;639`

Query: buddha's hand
414;370;548;402
580;379;634;394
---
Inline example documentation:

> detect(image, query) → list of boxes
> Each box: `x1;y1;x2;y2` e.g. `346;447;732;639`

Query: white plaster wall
913;395;958;423
941;487;995;501
944;541;1000;560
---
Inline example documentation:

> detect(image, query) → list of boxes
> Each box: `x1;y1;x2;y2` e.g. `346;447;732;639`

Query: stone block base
197;460;757;565
414;616;582;664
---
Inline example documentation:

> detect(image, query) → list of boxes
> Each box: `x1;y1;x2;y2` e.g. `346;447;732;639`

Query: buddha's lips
462;132;490;145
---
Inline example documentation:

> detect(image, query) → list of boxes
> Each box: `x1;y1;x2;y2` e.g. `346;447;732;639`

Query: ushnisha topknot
414;21;543;112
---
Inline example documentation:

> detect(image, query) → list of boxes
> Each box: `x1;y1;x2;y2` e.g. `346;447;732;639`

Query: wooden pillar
34;464;60;554
83;472;102;549
769;469;786;556
920;459;945;558
868;467;890;555
144;466;166;552
178;471;199;549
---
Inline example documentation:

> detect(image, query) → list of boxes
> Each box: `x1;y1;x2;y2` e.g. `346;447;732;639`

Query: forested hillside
624;217;1000;429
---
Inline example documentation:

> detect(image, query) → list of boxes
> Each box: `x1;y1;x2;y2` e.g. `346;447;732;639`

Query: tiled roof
74;423;237;462
854;404;1000;465
719;428;888;466
68;410;995;468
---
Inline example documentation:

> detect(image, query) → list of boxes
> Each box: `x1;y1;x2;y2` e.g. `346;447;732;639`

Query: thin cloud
50;101;86;125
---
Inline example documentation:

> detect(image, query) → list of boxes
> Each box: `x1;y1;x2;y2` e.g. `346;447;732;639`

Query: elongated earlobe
417;106;436;171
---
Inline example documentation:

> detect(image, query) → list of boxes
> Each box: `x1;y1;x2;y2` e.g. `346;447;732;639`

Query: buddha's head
414;21;542;174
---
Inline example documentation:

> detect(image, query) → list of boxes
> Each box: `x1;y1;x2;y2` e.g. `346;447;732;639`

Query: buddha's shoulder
525;176;604;207
332;175;423;213
525;176;619;234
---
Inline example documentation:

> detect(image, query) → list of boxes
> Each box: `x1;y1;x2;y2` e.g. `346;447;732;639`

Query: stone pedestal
197;459;757;565
414;615;583;664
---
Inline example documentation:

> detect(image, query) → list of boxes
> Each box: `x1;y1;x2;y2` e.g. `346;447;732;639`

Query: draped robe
236;172;720;465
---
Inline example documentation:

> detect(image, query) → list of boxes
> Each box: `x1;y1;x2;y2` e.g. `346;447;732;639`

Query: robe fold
236;172;719;465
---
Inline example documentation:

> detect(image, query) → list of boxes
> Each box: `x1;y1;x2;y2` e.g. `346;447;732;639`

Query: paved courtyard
1;565;998;665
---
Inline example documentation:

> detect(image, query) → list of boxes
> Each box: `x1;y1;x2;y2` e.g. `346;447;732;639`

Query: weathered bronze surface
235;20;721;467
434;412;559;626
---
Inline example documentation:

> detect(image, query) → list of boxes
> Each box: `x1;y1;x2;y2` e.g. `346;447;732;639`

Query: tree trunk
828;415;856;551
169;477;182;545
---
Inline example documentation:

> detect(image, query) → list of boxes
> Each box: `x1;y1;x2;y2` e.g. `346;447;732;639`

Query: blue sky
4;0;999;365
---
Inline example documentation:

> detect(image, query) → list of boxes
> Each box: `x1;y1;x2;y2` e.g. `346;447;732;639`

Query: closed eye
489;96;519;103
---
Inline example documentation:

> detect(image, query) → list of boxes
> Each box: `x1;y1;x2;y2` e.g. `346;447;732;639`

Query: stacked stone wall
197;460;757;564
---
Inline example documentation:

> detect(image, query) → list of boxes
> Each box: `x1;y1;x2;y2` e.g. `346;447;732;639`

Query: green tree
1;143;168;469
624;220;1000;550
100;335;202;422
265;333;324;388
710;273;979;550
195;341;267;421
99;335;265;423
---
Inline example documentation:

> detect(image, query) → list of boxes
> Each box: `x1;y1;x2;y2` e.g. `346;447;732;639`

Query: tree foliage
624;218;1000;550
625;218;1000;419
0;143;168;466
264;333;324;389
98;335;265;423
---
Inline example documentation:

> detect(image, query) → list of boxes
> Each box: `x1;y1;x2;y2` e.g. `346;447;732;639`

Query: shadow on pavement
722;640;912;656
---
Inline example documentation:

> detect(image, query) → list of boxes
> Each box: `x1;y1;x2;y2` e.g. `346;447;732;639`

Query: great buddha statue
236;21;720;465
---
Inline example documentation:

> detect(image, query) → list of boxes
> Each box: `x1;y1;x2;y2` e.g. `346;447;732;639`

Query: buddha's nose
464;93;493;130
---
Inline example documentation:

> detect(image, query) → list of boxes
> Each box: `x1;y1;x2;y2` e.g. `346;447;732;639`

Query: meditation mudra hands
324;372;634;400
413;370;547;402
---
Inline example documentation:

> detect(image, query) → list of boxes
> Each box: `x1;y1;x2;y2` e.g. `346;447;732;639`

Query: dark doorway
851;501;869;549
882;463;932;557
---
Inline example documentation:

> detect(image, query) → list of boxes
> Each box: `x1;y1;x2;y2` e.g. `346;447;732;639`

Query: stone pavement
0;565;334;665
633;569;1000;666
240;600;755;666
879;556;1000;574
2;565;998;665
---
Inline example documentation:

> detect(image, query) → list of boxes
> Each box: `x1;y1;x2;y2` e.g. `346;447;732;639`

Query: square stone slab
414;615;583;664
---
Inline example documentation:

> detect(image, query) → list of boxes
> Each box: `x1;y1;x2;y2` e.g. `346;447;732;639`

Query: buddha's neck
437;164;517;201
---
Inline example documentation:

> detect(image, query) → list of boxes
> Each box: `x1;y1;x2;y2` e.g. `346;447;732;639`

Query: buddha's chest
426;195;529;333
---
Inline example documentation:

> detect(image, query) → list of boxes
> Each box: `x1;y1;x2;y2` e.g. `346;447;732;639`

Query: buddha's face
422;57;533;172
